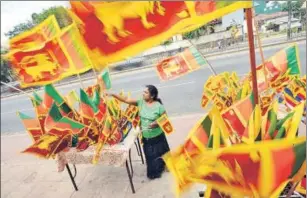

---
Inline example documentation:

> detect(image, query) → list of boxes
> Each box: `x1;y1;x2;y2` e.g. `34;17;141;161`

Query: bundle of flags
164;44;306;197
19;70;140;160
164;95;306;197
201;44;304;115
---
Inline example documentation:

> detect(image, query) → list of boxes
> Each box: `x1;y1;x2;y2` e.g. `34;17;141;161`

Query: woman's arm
108;93;138;106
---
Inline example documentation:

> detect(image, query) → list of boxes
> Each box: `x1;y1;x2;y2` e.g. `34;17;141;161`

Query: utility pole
287;0;292;40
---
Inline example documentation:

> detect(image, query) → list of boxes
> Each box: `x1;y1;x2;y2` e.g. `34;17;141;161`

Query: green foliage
183;25;214;40
31;6;72;29
281;0;305;12
162;39;173;46
5;6;72;39
0;48;14;83
4;21;34;39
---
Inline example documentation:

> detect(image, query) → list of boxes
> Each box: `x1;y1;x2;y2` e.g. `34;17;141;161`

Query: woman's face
143;88;151;101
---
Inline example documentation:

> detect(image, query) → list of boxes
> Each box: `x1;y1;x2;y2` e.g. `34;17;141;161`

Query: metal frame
66;136;144;194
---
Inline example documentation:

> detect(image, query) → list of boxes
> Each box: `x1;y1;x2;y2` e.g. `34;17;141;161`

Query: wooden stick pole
253;10;269;86
76;73;84;89
188;40;217;76
246;8;259;105
1;81;33;98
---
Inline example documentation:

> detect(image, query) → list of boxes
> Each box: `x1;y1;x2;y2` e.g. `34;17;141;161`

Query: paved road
1;42;306;134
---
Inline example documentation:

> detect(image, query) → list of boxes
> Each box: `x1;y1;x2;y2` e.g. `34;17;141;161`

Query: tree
5;6;72;39
5;21;34;39
281;0;305;12
0;48;14;83
31;6;72;29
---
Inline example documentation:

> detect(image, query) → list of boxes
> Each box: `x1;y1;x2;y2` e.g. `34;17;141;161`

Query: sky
1;1;69;46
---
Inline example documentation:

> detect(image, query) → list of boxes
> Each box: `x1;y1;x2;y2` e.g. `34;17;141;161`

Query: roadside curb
1;38;305;99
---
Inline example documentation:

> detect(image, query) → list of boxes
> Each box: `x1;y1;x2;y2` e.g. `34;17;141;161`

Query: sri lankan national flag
296;176;306;195
7;23;92;87
222;93;255;138
262;100;278;140
184;106;229;155
80;89;105;124
22;132;72;159
92;88;107;123
155;46;204;81
174;137;306;197
157;114;174;135
8;15;60;52
32;91;47;115
44;103;64;132
59;23;93;75
45;84;73;117
69;1;252;68
47;111;86;136
97;69;111;90
17;112;44;142
124;104;139;122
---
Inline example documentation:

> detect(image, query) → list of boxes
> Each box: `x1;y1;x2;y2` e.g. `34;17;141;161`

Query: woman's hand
148;122;158;129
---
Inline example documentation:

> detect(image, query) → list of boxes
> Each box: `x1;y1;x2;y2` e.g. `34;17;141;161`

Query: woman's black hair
146;85;162;104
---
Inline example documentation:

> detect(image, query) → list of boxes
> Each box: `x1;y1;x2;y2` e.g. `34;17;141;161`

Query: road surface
1;42;306;134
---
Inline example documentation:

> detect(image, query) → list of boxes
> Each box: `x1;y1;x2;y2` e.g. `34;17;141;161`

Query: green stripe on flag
45;84;64;104
286;45;300;75
33;92;43;105
18;111;32;120
49;103;63;122
201;116;212;138
99;69;111;90
290;142;306;177
80;89;98;112
58;117;85;129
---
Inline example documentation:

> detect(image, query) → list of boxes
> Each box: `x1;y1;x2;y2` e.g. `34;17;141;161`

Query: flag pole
188;40;217;76
253;9;269;87
245;8;259;105
76;73;85;89
1;81;33;98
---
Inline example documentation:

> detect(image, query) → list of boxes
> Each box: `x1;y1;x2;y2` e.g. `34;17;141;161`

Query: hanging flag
97;69;112;90
8;15;60;52
58;23;93;74
69;1;252;68
157;114;174;135
7;24;92;88
156;47;204;81
17;112;44;142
